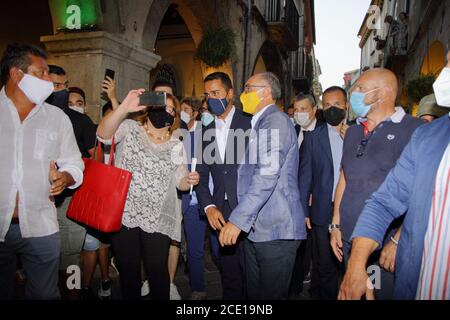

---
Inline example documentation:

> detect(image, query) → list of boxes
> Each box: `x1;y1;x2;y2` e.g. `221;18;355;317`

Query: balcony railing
258;0;300;51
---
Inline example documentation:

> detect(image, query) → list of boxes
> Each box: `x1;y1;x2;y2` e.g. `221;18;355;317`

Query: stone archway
149;63;182;97
141;0;216;52
252;42;284;81
421;41;446;76
142;0;233;97
252;41;288;105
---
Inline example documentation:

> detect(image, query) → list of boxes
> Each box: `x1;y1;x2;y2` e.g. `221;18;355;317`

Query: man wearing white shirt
0;43;84;299
196;72;251;300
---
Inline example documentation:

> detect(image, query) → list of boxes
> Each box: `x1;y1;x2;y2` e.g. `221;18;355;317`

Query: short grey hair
295;93;316;108
259;72;282;100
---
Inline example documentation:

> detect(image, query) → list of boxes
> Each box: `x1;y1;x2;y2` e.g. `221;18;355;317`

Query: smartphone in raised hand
102;69;115;100
139;91;167;107
104;69;115;81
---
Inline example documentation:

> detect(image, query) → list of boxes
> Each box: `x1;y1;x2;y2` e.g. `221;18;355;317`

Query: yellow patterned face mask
240;91;262;115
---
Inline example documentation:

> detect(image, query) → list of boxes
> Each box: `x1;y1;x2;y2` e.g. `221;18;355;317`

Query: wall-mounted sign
49;0;103;31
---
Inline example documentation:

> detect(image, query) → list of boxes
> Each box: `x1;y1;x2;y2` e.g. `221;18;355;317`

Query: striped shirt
416;142;450;300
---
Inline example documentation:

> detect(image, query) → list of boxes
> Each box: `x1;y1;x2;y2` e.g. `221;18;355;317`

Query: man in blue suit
219;72;306;300
298;86;348;300
196;72;252;300
339;53;450;300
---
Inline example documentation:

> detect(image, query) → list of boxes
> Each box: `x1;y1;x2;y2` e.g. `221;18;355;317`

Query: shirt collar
357;106;406;125
327;123;340;135
0;86;45;118
251;104;272;128
215;106;235;126
189;121;198;132
390;107;406;123
302;118;317;132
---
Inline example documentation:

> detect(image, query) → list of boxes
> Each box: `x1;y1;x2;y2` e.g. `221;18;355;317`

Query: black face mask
46;90;69;109
147;108;174;129
324;106;346;126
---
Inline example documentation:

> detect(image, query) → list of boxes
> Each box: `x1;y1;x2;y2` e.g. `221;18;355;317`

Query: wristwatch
328;224;340;233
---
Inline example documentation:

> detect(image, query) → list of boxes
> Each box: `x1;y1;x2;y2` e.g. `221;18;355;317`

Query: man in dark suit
196;72;251;300
290;93;320;297
298;86;348;299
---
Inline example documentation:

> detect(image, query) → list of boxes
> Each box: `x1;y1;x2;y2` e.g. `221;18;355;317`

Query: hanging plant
407;74;435;103
195;25;237;68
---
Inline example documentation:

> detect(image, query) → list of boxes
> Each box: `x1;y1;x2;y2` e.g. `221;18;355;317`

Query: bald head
355;68;398;104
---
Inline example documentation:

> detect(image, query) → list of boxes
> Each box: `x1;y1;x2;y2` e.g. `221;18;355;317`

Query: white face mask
18;73;54;106
69;105;85;114
433;67;450;107
180;110;191;124
294;112;311;127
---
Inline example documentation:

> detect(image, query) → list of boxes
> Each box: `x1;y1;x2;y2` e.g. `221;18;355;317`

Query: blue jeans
0;224;60;300
183;204;219;292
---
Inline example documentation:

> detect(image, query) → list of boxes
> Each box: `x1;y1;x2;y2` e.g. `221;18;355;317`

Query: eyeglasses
356;132;373;158
243;85;267;93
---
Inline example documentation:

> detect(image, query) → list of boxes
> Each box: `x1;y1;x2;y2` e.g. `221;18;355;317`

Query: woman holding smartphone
97;89;200;300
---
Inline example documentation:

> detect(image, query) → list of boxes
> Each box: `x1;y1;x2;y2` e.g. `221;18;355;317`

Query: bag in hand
67;139;132;233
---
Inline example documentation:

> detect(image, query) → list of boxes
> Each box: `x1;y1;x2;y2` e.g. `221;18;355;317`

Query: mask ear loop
364;87;384;109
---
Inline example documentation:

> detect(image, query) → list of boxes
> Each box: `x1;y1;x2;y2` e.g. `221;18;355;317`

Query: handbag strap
109;137;116;166
92;139;102;162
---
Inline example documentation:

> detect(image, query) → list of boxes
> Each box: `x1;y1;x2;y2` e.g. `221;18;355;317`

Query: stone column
41;31;161;123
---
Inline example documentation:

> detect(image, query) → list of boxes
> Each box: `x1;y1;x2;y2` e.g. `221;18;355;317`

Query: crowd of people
0;42;449;301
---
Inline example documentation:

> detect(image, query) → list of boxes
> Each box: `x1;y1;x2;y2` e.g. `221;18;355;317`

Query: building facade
358;0;449;112
0;0;317;122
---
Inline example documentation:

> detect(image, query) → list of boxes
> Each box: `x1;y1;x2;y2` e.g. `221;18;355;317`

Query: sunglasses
356;132;373;159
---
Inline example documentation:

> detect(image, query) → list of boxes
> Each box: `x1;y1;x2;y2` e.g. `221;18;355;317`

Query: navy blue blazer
196;108;252;214
299;121;335;227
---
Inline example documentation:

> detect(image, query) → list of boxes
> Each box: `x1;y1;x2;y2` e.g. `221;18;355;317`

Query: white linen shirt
0;87;84;241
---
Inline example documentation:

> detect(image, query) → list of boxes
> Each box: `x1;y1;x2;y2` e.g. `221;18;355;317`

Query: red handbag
67;139;132;233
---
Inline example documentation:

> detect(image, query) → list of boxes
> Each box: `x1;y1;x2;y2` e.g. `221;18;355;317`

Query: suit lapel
204;120;223;165
224;110;239;164
240;106;277;174
319;124;333;165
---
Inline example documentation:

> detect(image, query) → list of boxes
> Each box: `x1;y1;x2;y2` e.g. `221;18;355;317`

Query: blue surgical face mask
350;88;380;117
202;112;214;127
207;97;228;116
201;112;215;127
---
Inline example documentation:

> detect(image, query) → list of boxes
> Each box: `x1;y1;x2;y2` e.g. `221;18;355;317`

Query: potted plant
407;74;435;103
195;25;237;68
